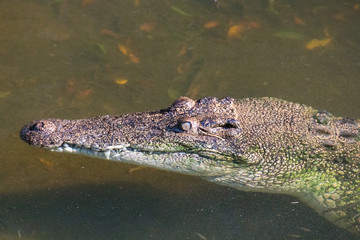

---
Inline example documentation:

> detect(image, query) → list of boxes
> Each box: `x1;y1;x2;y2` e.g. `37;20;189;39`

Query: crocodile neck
20;96;360;235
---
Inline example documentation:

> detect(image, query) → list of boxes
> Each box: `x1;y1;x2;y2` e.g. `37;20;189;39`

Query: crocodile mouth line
49;143;133;160
49;142;231;163
48;142;200;160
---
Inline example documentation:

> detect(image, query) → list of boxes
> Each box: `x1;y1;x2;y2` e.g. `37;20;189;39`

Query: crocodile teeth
105;144;130;150
103;150;111;159
63;146;73;153
52;143;136;160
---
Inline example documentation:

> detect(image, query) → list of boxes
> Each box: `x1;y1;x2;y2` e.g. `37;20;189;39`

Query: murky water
1;0;360;239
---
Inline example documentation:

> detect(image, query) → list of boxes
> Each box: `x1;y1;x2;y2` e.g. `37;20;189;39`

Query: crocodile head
20;96;360;235
20;97;248;177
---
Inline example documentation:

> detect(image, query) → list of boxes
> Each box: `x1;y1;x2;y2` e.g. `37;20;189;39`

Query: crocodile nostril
29;122;44;131
28;120;56;133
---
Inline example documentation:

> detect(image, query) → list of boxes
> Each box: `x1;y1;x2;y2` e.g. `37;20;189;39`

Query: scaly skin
20;97;360;235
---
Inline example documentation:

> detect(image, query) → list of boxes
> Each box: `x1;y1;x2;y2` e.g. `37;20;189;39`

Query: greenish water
1;0;360;239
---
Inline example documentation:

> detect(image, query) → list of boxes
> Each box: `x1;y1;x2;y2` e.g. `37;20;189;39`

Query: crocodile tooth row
50;143;130;160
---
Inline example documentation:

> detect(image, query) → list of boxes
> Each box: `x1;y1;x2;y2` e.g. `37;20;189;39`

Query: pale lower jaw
47;143;226;177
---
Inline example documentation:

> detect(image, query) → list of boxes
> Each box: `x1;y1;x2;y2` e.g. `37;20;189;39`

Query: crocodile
20;96;360;235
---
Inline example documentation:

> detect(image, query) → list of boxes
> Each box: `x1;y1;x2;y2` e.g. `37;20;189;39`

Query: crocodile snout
20;119;61;147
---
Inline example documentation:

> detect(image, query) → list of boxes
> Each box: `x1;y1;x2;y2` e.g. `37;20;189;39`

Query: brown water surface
1;0;360;239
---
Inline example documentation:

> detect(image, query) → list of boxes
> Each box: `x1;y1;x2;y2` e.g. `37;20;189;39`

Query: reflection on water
0;181;356;239
1;0;360;239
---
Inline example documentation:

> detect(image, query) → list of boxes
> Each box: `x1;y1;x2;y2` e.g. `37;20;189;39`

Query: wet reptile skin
20;96;360;235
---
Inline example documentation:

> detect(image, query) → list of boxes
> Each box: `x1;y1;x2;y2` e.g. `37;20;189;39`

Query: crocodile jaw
46;142;238;177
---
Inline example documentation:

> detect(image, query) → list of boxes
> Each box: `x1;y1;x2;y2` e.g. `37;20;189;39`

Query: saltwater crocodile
20;96;360;235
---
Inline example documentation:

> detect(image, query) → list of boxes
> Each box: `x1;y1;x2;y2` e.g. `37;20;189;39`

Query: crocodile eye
180;121;192;131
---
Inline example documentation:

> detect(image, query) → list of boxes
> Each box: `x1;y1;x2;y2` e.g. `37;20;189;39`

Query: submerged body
20;96;360;235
